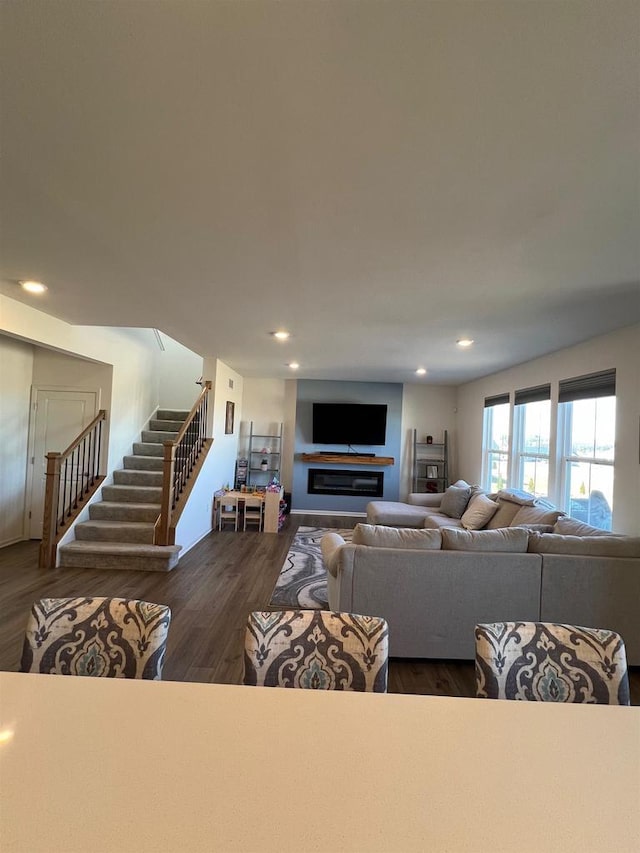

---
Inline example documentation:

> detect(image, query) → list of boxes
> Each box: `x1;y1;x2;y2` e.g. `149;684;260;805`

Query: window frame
482;395;511;493
512;385;551;499
557;395;616;527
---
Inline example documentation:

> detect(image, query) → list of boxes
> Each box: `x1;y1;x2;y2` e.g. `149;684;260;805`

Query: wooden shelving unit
412;430;448;493
301;453;394;466
246;422;283;487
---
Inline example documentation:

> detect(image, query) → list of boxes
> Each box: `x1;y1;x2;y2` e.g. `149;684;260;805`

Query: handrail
39;409;107;569
155;382;212;546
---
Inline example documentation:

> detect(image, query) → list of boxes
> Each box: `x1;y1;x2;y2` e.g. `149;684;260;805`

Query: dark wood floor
1;514;638;702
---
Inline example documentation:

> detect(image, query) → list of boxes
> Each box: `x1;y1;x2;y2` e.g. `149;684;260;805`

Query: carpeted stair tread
123;455;164;471
89;501;160;522
156;409;190;421
133;442;164;457
58;541;181;572
61;540;180;554
75;520;156;543
102;484;163;503
141;429;178;443
149;418;185;432
114;469;164;486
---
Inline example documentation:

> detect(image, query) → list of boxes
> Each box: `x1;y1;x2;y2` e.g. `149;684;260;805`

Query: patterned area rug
269;526;353;609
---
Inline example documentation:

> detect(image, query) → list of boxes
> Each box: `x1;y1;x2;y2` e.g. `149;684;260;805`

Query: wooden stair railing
39;409;107;569
155;382;212;546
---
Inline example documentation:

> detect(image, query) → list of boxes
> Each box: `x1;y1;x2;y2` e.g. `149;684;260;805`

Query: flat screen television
312;403;388;446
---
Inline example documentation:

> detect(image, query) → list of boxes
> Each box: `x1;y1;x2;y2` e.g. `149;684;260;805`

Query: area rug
269;526;353;609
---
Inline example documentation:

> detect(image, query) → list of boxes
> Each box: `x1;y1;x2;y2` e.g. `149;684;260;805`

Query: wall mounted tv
312;403;388;446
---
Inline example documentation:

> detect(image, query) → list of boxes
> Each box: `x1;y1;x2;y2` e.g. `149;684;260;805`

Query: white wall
197;356;244;491
239;377;289;488
156;331;205;411
0;336;34;545
401;384;458;500
0;295;160;474
32;349;113;414
456;324;640;534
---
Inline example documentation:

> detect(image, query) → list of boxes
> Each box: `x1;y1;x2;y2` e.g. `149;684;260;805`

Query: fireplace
307;468;384;498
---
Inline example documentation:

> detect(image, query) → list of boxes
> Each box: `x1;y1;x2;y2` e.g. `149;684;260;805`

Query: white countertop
1;671;639;853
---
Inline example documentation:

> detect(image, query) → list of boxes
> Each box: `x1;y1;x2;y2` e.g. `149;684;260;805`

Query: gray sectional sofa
321;485;640;662
366;483;566;531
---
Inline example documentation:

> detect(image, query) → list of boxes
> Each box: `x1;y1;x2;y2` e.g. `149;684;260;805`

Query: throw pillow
495;488;537;506
352;524;442;550
441;527;529;553
439;485;472;519
510;505;565;527
460;493;499;530
484;498;522;530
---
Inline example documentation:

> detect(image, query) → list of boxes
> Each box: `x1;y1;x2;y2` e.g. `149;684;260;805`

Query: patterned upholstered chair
243;610;389;692
20;597;172;680
475;622;630;705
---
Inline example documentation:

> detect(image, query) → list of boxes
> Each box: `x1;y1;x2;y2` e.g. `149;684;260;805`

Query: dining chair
218;494;239;531
475;621;630;704
20;597;172;680
243;495;264;531
243;609;389;692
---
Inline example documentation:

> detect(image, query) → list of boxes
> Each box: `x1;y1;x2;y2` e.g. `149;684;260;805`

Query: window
558;369;616;530
482;394;510;492
513;385;551;498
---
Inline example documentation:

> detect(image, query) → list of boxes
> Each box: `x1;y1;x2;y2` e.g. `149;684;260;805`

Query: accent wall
292;380;403;514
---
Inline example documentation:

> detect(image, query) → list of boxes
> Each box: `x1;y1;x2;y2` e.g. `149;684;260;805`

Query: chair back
475;621;630;704
244;610;389;692
20;597;172;680
243;495;264;530
218;494;239;530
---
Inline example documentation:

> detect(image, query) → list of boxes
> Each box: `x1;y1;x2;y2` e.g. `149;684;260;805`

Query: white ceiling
1;1;638;384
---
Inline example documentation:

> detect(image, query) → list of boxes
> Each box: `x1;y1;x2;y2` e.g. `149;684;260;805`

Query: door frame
24;384;102;539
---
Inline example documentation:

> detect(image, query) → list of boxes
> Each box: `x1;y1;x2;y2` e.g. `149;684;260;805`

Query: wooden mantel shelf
301;453;395;466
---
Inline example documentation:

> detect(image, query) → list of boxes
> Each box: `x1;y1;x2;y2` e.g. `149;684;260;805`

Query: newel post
156;441;176;546
39;452;61;569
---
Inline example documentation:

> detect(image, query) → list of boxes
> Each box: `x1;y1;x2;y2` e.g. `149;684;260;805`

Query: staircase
57;410;188;572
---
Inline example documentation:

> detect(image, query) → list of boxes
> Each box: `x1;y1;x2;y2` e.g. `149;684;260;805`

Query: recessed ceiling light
20;280;47;294
288;362;299;370
415;367;427;376
456;338;474;348
271;330;290;340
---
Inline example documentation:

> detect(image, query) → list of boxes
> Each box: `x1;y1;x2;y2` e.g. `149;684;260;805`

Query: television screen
312;403;388;446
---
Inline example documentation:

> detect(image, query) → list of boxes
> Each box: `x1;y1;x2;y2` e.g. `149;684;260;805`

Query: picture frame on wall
225;401;235;434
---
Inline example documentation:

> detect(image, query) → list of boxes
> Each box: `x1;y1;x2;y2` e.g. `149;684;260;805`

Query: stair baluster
39;410;107;569
155;381;212;546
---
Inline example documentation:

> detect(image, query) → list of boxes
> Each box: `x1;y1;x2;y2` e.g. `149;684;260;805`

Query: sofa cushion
320;532;346;577
422;514;465;530
352;524;442;550
513;523;555;533
460;493;499;530
528;533;640;557
511;505;566;527
441;527;529;553
407;493;444;508
553;516;613;537
366;501;430;528
484;498;522;530
439;485;472;519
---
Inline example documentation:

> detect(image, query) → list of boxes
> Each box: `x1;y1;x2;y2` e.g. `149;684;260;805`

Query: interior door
28;389;98;539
